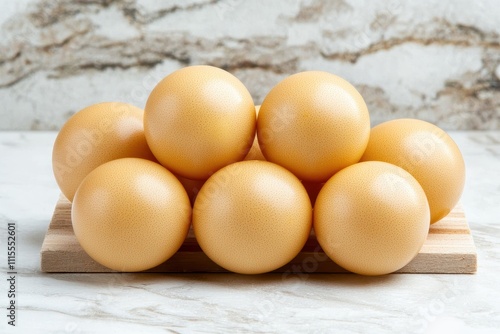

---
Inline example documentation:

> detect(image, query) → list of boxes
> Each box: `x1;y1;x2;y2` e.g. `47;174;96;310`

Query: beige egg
144;65;256;180
257;71;370;182
361;119;465;223
72;158;191;272
193;160;312;274
244;105;266;161
52;102;155;201
314;161;430;276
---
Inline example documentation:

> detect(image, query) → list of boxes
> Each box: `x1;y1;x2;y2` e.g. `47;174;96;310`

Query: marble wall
1;0;499;130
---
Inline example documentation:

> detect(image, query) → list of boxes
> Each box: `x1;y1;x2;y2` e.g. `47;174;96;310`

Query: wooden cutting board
40;195;477;274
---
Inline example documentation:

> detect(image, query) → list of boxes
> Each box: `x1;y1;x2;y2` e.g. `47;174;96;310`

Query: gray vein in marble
0;1;499;130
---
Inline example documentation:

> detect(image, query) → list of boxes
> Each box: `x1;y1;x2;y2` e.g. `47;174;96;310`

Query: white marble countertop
0;131;499;334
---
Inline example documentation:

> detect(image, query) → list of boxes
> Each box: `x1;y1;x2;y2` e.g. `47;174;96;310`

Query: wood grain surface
41;195;477;274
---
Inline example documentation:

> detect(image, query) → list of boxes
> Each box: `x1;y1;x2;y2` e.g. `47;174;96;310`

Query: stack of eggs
52;66;465;275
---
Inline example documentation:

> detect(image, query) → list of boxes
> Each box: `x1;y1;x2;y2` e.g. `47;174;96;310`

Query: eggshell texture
193;160;312;274
244;105;266;161
72;158;191;272
257;71;370;182
314;161;430;276
360;119;465;223
52;102;155;202
144;65;256;180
